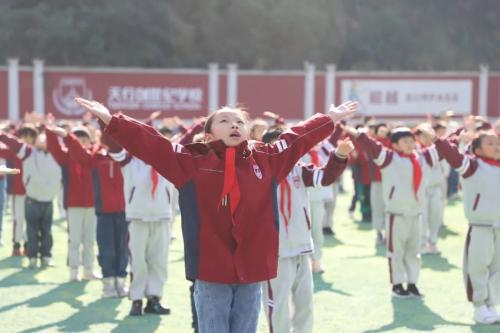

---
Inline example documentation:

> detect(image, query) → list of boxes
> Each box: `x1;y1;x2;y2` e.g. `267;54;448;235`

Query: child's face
392;136;416;155
250;124;266;141
77;136;91;148
435;127;447;138
20;135;36;145
376;126;388;138
476;135;500;160
205;110;249;146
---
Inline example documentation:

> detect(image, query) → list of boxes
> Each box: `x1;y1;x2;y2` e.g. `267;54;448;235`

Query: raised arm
0;132;31;160
63;134;93;166
45;128;68;166
302;137;352;187
268;101;357;182
434;138;477;178
345;125;393;168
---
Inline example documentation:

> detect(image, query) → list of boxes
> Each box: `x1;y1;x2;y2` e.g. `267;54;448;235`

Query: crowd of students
0;98;498;332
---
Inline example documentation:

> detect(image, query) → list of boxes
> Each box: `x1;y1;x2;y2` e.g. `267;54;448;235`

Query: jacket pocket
472;193;480;211
388;186;395;200
303;208;311;230
128;186;136;204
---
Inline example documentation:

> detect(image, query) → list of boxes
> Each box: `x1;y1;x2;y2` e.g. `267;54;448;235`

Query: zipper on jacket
388;186;395;200
472;193;480;211
128;186;136;204
303;208;311;230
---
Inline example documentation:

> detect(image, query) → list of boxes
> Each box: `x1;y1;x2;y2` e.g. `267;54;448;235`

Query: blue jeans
96;212;128;278
194;280;261;333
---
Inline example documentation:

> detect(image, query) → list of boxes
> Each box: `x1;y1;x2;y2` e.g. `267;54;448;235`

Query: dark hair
374;123;388;136
262;126;285;144
158;126;173;136
471;131;496;155
390;127;414;143
72;128;90;139
204;107;249;134
16;125;39;139
433;121;447;131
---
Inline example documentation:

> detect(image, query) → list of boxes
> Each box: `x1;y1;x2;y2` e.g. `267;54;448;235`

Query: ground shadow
363;297;470;332
313;274;352;296
323;236;345;248
438;225;460;240
470;323;500;332
421;254;459;272
0;264;53;288
0;256;25;269
110;313;162;333
20;297;125;333
0;281;86;314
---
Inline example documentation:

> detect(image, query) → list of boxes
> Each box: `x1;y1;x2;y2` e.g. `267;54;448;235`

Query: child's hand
0;165;20;175
50;127;68;138
336;137;355;157
149;111;162;121
74;98;112;125
329;101;357;123
416;123;437;143
342;125;359;138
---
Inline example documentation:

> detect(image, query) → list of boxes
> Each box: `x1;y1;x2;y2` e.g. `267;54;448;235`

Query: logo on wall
52;78;93;116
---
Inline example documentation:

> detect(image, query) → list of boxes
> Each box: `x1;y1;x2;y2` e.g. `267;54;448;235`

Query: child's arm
0;132;32;160
176;121;205;145
434;137;477;178
302;138;352;187
327;121;344;147
344;127;393;168
269;101;357;182
75;98;194;187
61;133;94;166
45;128;69;166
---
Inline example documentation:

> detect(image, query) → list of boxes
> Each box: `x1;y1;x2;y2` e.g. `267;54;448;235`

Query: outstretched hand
0;165;20;175
329;101;357;123
74;98;112;125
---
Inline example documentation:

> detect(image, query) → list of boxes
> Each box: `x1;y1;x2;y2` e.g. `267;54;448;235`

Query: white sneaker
474;305;498;324
312;260;325;274
428;243;441;255
41;257;55;268
115;277;129;298
69;268;80;282
487;306;500;323
421;243;432;255
102;277;118;298
82;269;102;280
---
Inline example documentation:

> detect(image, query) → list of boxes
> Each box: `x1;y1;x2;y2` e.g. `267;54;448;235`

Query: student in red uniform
45;122;99;282
75;97;356;333
63;127;128;297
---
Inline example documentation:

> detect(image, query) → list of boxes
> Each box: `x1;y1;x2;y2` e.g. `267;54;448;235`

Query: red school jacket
46;130;95;208
66;136;125;214
105;113;335;284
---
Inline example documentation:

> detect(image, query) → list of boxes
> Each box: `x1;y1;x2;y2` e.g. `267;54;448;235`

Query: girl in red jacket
76;97;356;333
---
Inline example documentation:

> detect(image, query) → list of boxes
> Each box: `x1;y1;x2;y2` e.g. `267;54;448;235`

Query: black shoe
407;284;423;298
129;300;143;316
144;296;171;315
392;284;410;298
322;227;335;236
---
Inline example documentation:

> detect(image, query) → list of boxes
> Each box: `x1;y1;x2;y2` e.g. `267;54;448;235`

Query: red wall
0;70;8;119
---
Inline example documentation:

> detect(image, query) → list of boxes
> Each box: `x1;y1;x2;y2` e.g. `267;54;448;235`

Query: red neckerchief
219;147;241;225
397;151;422;201
151;167;159;199
479;157;500;167
279;178;292;235
309;149;320;167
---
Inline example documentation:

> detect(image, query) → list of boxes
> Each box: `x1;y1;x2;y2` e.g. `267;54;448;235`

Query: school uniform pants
67;207;96;270
386;213;421;285
322;182;339;229
421;185;444;246
12;194;26;244
96;212;128;278
25;197;53;259
262;255;314;333
128;220;170;301
310;200;325;261
370;182;385;232
463;226;500;307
